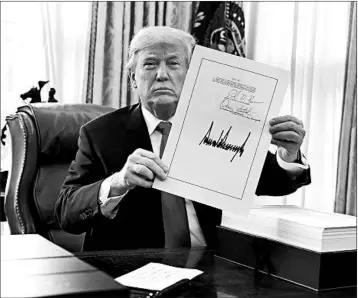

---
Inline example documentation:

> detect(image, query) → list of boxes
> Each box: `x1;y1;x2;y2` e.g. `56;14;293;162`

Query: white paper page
251;206;357;228
114;263;203;291
153;45;289;214
225;205;357;228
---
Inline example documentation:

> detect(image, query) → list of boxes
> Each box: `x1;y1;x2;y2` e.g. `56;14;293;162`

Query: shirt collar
141;105;173;136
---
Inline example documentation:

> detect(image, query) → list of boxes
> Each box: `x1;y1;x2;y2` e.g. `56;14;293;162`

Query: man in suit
55;26;310;251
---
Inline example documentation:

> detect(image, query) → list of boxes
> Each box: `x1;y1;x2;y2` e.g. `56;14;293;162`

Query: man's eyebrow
166;53;181;58
142;52;182;59
142;54;158;58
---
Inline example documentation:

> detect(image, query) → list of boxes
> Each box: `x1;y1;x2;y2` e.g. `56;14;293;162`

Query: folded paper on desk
115;262;203;293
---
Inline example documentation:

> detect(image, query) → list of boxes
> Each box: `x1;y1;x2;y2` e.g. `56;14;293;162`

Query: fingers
271;131;302;143
121;149;169;190
111;149;169;191
269;121;305;137
127;172;154;188
271;138;295;148
269;116;306;146
130;149;168;180
269;115;306;157
137;149;169;173
269;115;303;127
131;163;155;181
121;164;155;189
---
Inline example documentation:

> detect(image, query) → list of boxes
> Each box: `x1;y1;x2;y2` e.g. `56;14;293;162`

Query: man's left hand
269;115;306;163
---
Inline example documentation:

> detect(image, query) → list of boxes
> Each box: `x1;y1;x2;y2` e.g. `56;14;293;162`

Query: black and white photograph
1;1;356;297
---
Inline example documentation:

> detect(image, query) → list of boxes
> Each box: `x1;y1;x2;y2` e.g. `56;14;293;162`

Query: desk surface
1;234;356;298
1;235;126;298
1;234;72;260
76;248;357;298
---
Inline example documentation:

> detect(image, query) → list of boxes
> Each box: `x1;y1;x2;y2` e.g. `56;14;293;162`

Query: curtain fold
335;2;357;216
84;1;198;108
40;2;90;104
244;2;351;212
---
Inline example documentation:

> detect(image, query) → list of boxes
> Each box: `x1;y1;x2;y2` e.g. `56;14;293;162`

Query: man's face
132;42;188;120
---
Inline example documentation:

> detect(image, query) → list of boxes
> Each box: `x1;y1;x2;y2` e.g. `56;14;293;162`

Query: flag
191;2;246;57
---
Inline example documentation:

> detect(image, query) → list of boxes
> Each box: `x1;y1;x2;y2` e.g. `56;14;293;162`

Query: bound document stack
216;205;357;291
221;205;357;252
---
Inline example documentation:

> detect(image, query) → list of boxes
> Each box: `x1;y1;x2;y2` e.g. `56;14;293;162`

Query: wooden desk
1;234;126;297
1;234;356;298
1;234;72;260
76;248;357;298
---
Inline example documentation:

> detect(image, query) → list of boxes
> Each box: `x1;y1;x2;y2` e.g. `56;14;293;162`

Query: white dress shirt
98;105;309;247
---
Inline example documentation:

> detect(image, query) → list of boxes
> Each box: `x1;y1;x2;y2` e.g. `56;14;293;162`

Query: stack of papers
221;205;357;252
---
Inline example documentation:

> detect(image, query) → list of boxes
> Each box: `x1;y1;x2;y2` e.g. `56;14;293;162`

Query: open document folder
153;45;289;215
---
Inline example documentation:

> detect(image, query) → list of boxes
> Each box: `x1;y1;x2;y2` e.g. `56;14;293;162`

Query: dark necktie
157;121;191;248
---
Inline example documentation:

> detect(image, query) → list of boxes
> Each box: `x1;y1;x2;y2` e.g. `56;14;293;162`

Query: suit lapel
125;104;153;155
125;104;164;245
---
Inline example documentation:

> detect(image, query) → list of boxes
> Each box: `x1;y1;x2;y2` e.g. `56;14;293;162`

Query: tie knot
157;121;172;136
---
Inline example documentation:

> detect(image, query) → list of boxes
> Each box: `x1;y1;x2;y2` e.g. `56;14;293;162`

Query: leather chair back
5;103;115;252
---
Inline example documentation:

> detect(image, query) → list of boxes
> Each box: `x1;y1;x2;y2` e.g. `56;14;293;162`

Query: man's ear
130;73;137;89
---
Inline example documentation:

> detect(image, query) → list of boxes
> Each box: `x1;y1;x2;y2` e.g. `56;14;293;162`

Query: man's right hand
109;149;168;197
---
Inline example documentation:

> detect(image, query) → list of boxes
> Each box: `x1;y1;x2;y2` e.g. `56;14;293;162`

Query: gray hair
126;26;196;76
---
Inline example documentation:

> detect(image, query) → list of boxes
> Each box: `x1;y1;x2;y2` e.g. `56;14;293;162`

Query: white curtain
243;2;351;213
1;2;90;171
1;2;90;123
40;2;91;105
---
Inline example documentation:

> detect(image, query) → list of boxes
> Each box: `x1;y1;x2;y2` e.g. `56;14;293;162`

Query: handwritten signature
220;89;261;122
199;121;251;162
220;102;260;122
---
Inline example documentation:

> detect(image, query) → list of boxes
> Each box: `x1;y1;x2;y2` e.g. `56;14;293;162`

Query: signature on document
220;89;262;122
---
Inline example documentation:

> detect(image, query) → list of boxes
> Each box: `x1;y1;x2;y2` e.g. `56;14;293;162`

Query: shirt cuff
276;147;309;175
99;176;128;219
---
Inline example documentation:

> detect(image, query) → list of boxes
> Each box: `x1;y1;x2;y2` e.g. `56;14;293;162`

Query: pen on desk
130;279;190;298
153;278;190;297
130;289;155;298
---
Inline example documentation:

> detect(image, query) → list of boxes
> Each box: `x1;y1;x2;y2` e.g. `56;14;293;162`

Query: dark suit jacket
55;103;311;251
